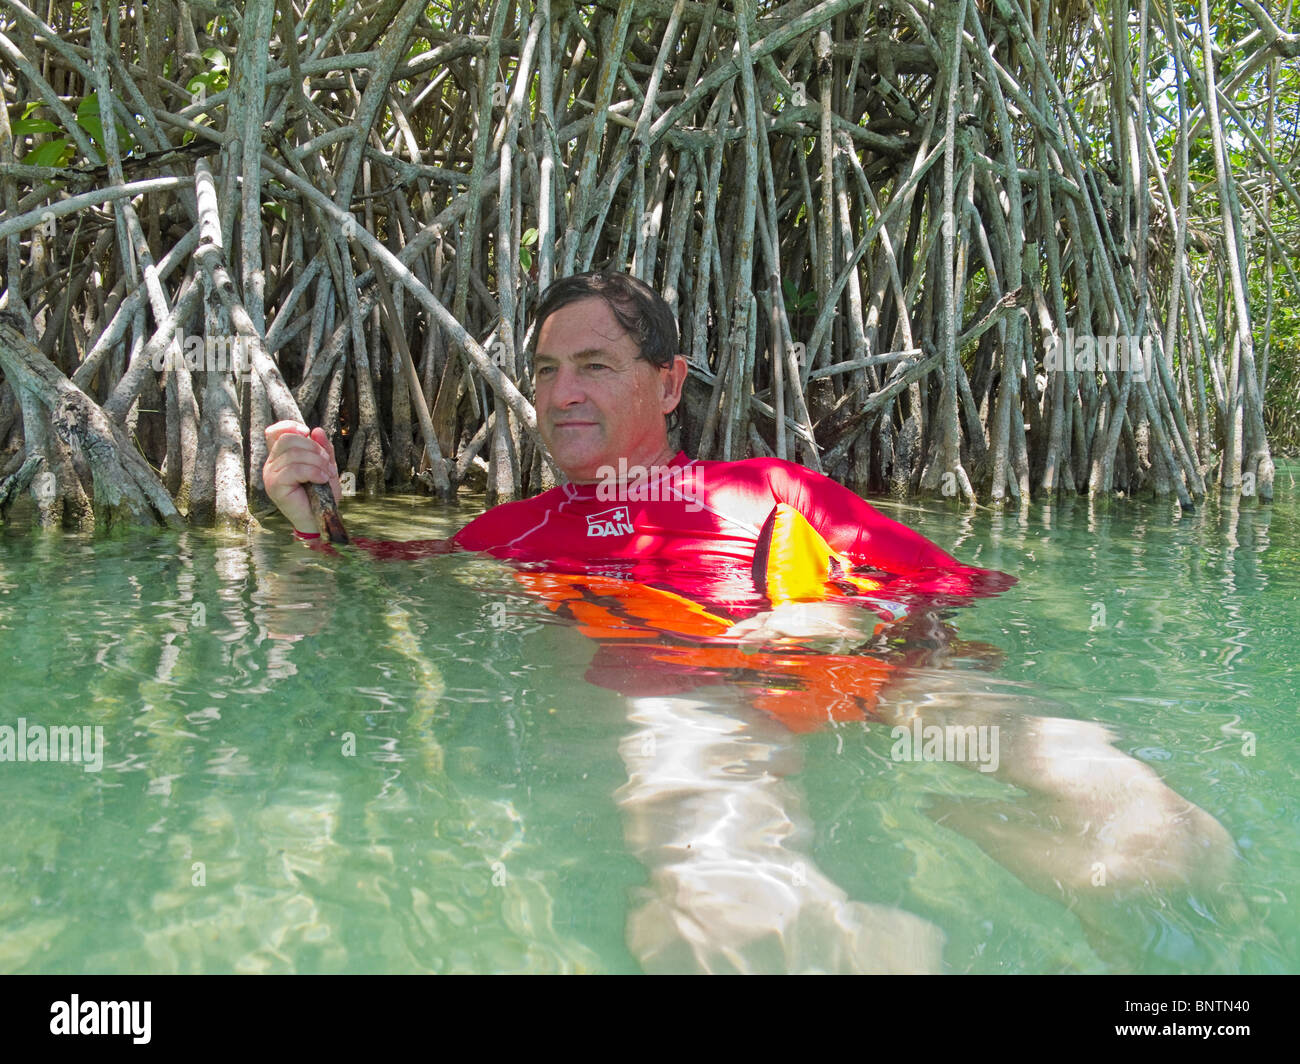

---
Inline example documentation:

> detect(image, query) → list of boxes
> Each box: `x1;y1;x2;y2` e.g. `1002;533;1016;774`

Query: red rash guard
338;452;1012;612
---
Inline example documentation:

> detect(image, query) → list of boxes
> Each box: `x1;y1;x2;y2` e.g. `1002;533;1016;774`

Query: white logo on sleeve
586;506;635;538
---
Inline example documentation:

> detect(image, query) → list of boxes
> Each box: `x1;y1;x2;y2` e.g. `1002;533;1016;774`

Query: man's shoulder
690;454;830;492
692;454;816;474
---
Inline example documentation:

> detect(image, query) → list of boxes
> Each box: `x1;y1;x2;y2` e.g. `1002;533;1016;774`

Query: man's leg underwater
615;690;944;974
870;668;1242;965
871;669;1237;893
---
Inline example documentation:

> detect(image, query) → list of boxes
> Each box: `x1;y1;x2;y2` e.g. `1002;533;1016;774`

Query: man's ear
661;355;688;413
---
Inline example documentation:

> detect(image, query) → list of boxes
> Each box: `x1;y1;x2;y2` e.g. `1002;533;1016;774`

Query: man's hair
531;271;680;369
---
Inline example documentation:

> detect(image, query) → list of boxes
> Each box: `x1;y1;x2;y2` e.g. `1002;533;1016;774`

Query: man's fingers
309;426;338;464
265;420;309;445
271;458;336;485
266;423;335;467
267;426;334;466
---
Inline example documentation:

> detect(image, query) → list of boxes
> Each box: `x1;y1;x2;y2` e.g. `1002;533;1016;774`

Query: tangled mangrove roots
0;0;1296;532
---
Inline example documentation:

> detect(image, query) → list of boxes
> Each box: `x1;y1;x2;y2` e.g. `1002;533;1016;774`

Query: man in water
263;272;1235;973
265;272;1005;610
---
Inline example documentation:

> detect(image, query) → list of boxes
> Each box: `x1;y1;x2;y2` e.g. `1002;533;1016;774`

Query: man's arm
764;460;1013;596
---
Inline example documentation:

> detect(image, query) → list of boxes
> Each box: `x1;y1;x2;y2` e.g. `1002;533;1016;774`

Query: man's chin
560;463;604;483
543;442;607;483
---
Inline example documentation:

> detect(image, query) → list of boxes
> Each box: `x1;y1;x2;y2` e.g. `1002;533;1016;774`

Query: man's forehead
534;298;640;358
533;346;634;362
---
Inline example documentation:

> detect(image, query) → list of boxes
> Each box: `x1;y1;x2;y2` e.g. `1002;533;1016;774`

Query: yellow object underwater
754;503;882;606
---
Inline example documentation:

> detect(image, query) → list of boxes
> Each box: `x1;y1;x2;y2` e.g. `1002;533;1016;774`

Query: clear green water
1;466;1296;974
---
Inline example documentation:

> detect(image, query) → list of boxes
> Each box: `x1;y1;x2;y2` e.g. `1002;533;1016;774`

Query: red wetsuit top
343;451;1010;612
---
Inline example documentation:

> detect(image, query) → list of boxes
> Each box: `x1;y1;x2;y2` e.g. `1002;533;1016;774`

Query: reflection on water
0;474;1297;973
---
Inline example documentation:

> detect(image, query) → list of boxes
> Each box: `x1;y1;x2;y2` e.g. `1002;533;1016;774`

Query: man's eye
535;365;555;377
585;363;610;371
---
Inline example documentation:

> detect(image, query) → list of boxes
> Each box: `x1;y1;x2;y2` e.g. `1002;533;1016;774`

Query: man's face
533;296;685;482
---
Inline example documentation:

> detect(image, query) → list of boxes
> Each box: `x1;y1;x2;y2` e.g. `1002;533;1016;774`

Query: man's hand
262;421;342;534
725;601;882;654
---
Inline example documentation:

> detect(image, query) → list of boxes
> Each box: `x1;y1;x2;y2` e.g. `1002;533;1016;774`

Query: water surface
1;466;1296;973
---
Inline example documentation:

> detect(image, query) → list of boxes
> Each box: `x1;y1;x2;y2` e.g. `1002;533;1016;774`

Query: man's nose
548;364;586;406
